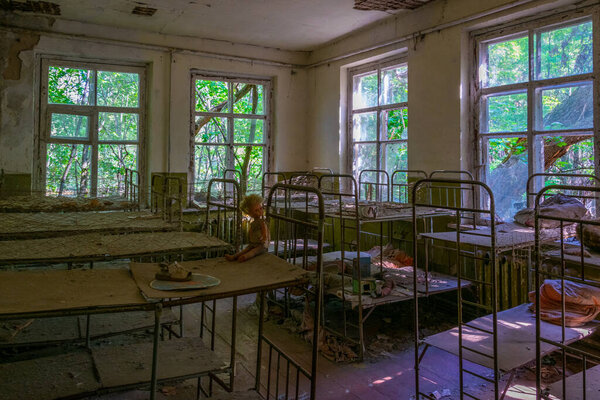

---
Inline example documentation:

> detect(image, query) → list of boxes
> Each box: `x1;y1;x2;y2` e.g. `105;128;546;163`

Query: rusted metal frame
413;178;498;399
525;173;600;208
206;178;241;250
391;169;427;203
261;182;323;399
261;172;286;198
535;184;600;399
358;169;390;202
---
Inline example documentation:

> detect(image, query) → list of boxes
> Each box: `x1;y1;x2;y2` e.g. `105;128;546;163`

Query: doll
225;194;270;262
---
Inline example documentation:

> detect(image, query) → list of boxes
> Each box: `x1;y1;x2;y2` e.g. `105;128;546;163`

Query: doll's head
240;194;264;219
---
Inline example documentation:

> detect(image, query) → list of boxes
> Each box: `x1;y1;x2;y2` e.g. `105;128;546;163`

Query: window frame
36;58;146;198
189;71;272;195
346;57;408;182
472;10;600;212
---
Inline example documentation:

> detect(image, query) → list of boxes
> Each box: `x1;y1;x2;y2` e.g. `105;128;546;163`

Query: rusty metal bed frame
413;177;500;400
311;173;453;361
0;183;320;400
414;180;600;400
535;184;600;400
199;182;324;399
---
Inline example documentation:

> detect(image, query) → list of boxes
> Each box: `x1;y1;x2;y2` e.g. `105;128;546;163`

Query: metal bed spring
412;178;500;400
199;178;242;396
535;185;600;400
391;169;428;204
358;169;390;202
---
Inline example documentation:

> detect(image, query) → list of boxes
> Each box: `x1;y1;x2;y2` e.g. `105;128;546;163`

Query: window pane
537;83;593;130
194;145;227;198
482;92;527;133
384;142;407;202
383;108;408;140
353;112;377;141
353;143;377;177
383;142;407;176
46;143;91;197
50;113;88;139
234;118;264;144
195;116;228;144
485;137;528;220
234;145;264;194
195;79;229;112
233;83;264;115
48;66;92;105
536;20;592;80
538;135;594;175
98;112;138;141
380;65;407;105
353;71;378;109
482;36;528;88
97;71;139;107
97;144;137;196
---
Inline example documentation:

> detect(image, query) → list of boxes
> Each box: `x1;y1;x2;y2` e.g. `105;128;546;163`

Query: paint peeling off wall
0;32;38;173
3;33;40;80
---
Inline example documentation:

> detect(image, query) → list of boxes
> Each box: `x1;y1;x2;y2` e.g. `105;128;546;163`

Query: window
191;74;271;198
38;59;144;197
475;17;595;219
348;59;408;201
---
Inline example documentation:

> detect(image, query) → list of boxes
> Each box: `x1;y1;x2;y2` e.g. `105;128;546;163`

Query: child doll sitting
225;194;270;262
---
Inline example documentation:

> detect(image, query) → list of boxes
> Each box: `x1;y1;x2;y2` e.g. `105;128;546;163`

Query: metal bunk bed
313;173;458;360
0;182;321;400
534;184;600;400
414;181;600;400
0;168;142;213
358;168;390;202
391;169;428;204
0;174;185;241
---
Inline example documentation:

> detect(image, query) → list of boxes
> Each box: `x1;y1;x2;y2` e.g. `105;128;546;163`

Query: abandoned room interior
2;0;600;398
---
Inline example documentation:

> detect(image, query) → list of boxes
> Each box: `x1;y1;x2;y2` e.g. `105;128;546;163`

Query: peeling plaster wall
0;23;308;187
0;31;38;173
305;0;589;174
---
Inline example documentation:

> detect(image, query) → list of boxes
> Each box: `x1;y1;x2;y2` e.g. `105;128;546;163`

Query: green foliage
386;108;408;140
485;92;527;133
195;80;228;112
484;36;528;87
536;21;592;79
46;65;140;197
97;71;139;107
193;79;267;195
48;66;92;105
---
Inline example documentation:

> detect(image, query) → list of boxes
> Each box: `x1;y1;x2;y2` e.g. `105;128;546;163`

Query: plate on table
150;273;220;291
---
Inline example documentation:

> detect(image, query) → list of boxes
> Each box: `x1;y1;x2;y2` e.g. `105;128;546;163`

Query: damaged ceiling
0;0;423;51
354;0;434;11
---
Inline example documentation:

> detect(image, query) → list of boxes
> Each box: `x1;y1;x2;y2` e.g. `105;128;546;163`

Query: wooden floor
75;296;550;400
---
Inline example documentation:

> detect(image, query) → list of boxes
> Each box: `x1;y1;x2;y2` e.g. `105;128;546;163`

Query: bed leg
150;303;163;400
85;315;91;348
500;370;515;400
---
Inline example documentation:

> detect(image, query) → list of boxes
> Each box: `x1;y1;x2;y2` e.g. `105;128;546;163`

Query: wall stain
3;33;40;80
